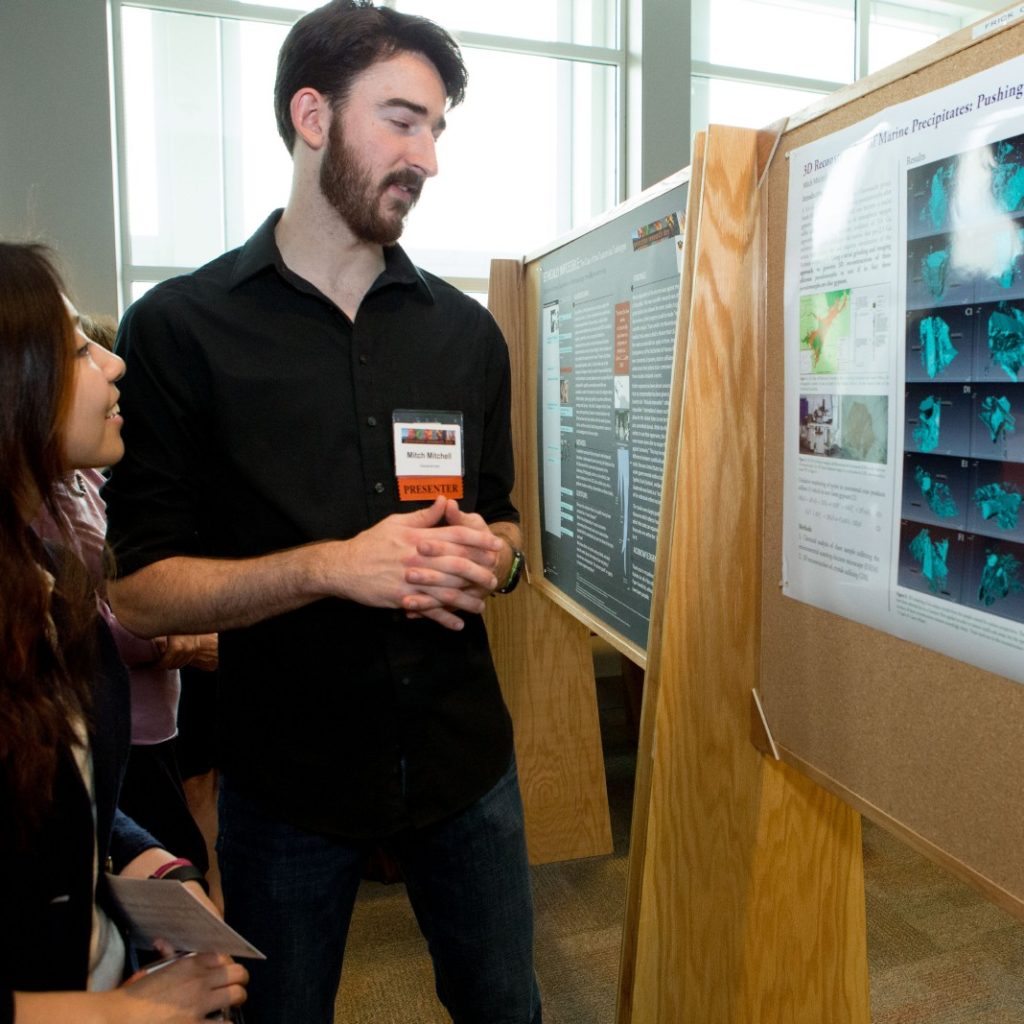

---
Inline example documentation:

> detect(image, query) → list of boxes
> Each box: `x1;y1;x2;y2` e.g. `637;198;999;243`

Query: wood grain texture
485;259;612;865
621;126;869;1024
760;18;1024;917
617;132;707;1024
779;747;1024;919
531;576;647;668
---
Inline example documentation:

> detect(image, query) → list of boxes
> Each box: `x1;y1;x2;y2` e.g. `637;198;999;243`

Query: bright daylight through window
113;0;1007;305
113;0;620;302
690;0;1010;134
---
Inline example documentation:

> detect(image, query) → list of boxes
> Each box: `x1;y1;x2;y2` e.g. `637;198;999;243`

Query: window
393;0;617;47
112;0;624;302
866;2;974;75
690;0;1009;134
398;49;617;281
117;8;292;273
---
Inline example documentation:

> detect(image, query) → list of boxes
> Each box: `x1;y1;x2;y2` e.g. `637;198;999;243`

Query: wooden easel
617;124;869;1023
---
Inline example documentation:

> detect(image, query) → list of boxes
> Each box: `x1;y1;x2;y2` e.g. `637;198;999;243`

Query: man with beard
104;3;539;1023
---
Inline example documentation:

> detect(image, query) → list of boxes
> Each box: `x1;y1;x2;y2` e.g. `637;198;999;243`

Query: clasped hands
345;496;506;631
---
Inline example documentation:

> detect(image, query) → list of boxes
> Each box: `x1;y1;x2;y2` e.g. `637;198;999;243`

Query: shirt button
374;481;385;494
400;676;411;686
367;416;377;427
359;354;369;365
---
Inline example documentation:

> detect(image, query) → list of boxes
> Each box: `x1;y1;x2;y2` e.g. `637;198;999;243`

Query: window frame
689;0;1009;138
110;0;629;302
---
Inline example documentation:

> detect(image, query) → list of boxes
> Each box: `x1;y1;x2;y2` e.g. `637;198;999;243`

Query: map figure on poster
915;465;958;518
909;528;950;594
986;303;1024;381
979;394;1016;444
919;315;959;379
913;394;941;452
922;249;950;300
978;550;1024;606
974;482;1022;530
800;290;849;372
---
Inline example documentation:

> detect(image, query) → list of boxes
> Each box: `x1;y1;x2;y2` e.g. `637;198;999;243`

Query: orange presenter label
397;475;464;501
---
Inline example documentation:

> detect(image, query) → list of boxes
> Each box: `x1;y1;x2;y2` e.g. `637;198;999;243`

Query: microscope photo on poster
783;55;1024;684
536;176;687;651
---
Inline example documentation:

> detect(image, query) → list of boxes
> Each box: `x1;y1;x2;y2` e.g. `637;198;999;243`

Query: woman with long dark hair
0;242;247;1023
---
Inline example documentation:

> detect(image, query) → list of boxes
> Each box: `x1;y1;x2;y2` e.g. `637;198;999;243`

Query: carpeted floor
333;657;1024;1023
865;820;1024;1024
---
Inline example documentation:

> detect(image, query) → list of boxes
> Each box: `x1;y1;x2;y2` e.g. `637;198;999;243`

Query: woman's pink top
33;469;179;744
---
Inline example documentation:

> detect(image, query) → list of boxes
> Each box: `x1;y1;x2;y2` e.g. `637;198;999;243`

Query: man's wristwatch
495;544;526;594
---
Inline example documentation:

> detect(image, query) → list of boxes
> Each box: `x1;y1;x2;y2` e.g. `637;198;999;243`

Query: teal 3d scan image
974;481;1022;530
913;394;941;452
919;315;959;379
909;528;949;594
979;394;1016;444
991;140;1024;214
978;549;1024;606
915;466;958;518
922;249;950;300
986;303;1024;381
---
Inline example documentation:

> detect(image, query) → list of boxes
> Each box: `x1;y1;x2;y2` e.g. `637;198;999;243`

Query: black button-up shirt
105;211;517;838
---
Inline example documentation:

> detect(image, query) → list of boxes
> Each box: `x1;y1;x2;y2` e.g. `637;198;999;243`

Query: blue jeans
218;760;542;1024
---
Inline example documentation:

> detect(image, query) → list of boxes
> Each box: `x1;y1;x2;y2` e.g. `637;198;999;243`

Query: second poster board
526;171;690;662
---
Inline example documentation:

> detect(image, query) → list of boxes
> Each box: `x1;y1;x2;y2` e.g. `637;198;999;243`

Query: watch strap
495;545;525;594
151;863;210;894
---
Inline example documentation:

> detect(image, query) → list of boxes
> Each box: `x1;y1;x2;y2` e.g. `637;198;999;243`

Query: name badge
392;410;465;501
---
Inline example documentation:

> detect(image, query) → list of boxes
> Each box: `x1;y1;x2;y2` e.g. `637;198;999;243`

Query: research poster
783;56;1024;684
537;177;687;651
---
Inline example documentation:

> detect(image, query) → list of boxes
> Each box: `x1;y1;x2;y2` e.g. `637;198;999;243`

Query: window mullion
692;59;846;95
855;0;871;81
221;20;244;248
111;2;132;311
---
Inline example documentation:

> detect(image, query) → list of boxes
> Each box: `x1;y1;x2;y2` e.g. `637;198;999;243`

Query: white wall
0;0;119;315
632;0;691;191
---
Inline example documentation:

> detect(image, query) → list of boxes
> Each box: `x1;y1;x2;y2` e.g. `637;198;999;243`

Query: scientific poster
783;55;1024;684
537;176;687;650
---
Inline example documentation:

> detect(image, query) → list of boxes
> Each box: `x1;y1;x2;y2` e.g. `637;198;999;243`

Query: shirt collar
228;209;435;304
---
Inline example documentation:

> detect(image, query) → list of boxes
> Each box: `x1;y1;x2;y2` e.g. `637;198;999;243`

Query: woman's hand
153;633;219;671
12;953;247;1024
117;951;248;1022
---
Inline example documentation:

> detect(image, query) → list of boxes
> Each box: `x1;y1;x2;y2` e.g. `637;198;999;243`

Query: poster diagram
536;180;687;651
901;136;1024;622
783;56;1024;682
800;290;850;373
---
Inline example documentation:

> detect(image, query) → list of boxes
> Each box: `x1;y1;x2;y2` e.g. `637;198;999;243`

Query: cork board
761;11;1024;917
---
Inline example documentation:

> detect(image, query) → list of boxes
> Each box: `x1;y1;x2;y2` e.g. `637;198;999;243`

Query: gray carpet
865;819;1024;1023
